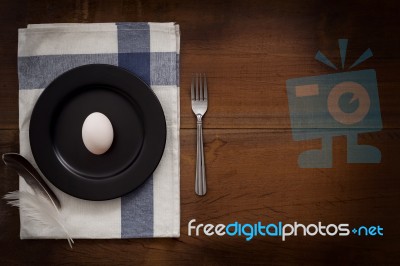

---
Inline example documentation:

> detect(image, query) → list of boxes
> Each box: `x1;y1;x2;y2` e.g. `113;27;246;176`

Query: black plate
29;64;166;200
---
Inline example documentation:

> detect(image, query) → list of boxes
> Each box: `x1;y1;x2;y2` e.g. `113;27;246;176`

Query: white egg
82;112;114;155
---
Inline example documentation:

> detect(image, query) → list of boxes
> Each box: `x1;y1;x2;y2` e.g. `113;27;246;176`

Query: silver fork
191;73;208;196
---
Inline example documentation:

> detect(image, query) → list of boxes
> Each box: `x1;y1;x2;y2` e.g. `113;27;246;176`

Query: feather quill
2;153;61;209
2;153;73;247
4;191;74;247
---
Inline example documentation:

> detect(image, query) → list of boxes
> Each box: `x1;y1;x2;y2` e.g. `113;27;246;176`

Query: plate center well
52;85;144;179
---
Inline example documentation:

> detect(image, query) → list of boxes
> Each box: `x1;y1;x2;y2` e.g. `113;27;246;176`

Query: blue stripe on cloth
121;175;154;238
150;52;177;86
176;54;180;86
18;54;118;90
118;53;151;85
117;23;150;53
116;22;149;30
117;23;154;238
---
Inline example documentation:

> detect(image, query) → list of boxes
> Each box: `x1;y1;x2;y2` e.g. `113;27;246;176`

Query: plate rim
29;64;167;201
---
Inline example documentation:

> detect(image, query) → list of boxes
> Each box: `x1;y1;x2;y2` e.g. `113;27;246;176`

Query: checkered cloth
18;23;180;239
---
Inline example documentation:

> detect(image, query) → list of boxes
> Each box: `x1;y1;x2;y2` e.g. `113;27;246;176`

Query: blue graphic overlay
350;48;373;69
286;40;382;168
315;51;337;70
339;39;348;69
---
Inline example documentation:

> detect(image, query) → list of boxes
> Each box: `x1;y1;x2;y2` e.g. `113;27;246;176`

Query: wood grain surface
0;0;399;265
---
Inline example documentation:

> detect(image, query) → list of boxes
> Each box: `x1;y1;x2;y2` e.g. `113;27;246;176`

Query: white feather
4;191;74;248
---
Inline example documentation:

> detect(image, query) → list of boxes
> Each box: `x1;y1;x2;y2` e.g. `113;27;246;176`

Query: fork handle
195;115;206;196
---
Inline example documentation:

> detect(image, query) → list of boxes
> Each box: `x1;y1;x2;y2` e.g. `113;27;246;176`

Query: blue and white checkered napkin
18;23;180;239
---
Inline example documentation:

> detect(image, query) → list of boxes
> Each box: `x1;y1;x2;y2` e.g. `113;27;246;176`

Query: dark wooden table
1;0;399;265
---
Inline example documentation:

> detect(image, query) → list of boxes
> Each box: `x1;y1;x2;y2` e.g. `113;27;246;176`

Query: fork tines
191;73;207;101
